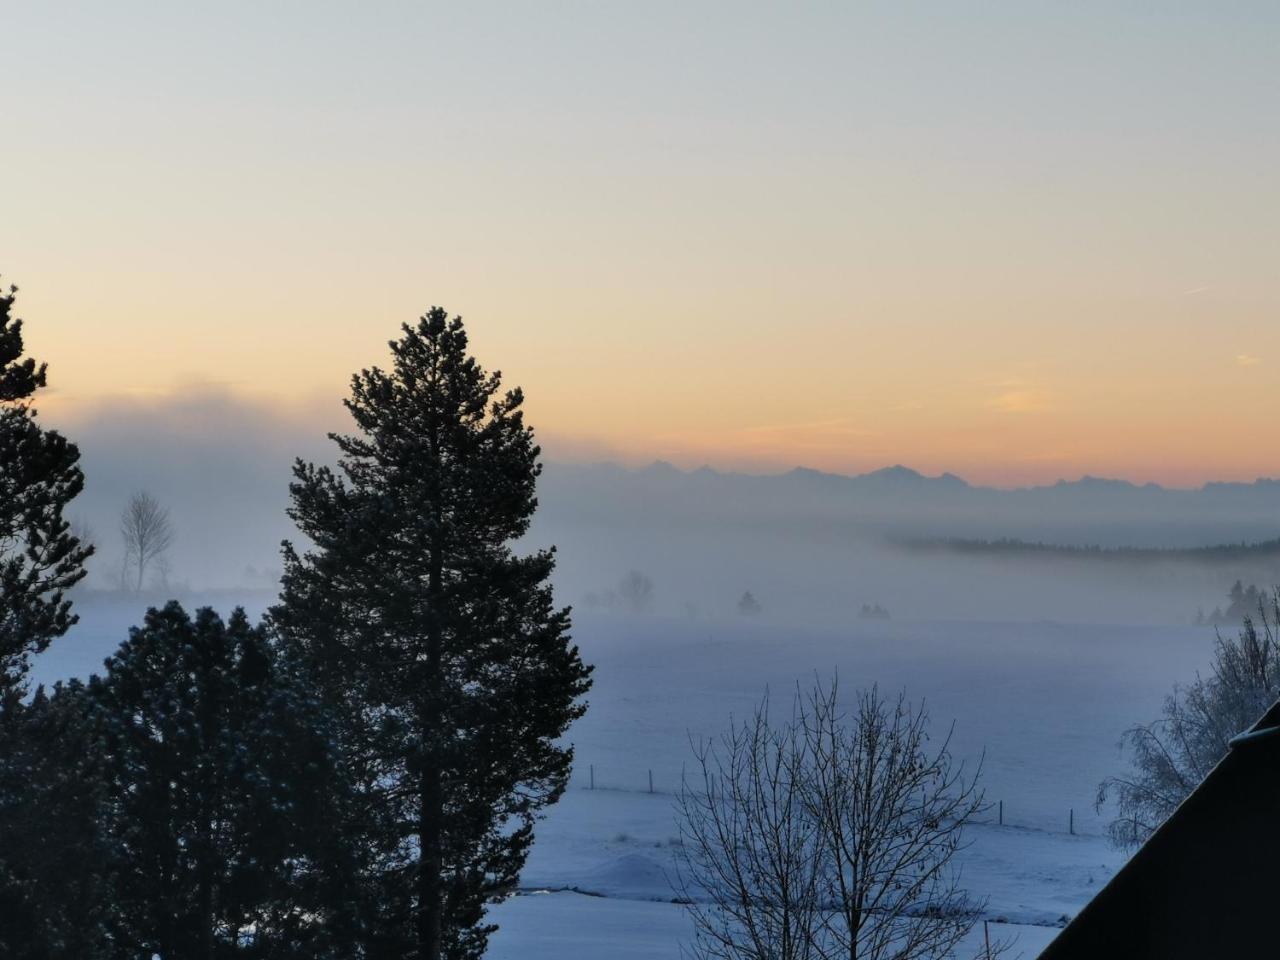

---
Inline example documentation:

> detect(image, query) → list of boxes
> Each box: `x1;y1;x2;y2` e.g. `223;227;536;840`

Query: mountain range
537;461;1280;550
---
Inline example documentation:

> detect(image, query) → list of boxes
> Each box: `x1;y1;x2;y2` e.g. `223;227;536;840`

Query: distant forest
900;536;1280;565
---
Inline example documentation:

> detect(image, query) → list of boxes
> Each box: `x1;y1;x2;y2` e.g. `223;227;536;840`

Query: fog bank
49;392;1280;625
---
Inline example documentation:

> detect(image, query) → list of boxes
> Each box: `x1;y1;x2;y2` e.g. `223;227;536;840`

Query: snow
35;597;1227;957
486;892;1062;960
517;790;1119;929
559;614;1216;837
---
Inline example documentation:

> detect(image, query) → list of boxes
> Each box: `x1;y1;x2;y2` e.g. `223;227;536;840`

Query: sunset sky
5;3;1276;487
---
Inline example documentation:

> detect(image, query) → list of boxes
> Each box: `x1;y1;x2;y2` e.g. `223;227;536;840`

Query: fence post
984;920;991;959
998;800;1003;826
590;764;594;791
648;770;654;794
1069;808;1074;835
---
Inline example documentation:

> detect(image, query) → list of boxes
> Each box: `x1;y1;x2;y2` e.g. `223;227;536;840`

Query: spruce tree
274;308;593;959
0;280;93;693
87;603;344;958
0;681;111;959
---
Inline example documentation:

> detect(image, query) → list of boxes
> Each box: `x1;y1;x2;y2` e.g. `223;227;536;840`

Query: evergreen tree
0;278;97;953
0;681;111;959
87;603;344;958
273;308;593;959
0;280;93;693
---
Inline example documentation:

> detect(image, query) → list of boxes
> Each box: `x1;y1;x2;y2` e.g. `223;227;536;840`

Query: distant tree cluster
1099;587;1280;850
1193;580;1268;626
584;569;656;614
0;296;592;959
859;602;891;620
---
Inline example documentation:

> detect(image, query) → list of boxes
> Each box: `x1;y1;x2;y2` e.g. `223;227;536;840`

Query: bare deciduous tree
676;679;999;960
1098;590;1280;850
618;570;654;614
677;695;824;960
119;492;174;594
804;684;990;960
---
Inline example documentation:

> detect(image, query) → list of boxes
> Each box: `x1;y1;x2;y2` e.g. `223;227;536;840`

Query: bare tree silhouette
120;492;174;594
676;679;1001;960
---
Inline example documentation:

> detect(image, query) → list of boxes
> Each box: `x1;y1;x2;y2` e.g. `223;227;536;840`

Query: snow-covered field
36;596;1226;958
486;892;1064;960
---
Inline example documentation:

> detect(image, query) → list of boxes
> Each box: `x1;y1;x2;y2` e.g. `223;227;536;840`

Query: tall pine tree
0;278;96;954
274;308;592;959
0;279;92;693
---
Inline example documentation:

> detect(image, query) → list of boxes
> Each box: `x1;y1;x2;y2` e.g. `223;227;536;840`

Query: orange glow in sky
6;4;1277;488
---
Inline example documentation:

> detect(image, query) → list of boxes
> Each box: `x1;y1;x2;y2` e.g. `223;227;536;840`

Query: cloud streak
987;389;1052;414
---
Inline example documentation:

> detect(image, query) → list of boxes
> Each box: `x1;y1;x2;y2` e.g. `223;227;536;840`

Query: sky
4;2;1277;487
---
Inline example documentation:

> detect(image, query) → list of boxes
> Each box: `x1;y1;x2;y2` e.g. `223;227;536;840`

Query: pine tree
86;603;344;958
0;280;93;693
0;279;98;954
273;308;593;959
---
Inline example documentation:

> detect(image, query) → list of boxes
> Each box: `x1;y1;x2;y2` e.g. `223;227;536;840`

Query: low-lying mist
54;391;1280;627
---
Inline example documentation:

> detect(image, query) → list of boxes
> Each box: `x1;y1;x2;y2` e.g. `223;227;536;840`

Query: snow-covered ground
517;790;1116;928
486;892;1063;960
36;597;1226;958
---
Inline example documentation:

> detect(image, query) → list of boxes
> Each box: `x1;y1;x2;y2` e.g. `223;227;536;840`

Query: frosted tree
1098;590;1280;850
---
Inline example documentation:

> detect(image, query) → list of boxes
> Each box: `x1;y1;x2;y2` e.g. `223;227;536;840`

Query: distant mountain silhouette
538;461;1280;550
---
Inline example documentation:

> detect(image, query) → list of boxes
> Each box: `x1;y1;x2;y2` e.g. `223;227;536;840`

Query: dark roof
1039;699;1280;958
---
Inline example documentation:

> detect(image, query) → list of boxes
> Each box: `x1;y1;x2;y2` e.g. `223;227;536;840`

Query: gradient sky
4;2;1277;487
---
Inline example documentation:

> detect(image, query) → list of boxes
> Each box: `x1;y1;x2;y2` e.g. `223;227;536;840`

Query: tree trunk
420;762;444;960
197;774;215;960
199;851;214;960
419;416;445;960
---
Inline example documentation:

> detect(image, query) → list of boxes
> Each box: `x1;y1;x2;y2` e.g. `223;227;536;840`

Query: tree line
906;535;1280;565
0;284;593;959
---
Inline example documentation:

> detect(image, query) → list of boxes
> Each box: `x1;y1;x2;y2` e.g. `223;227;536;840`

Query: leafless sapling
119;491;174;594
675;677;1003;960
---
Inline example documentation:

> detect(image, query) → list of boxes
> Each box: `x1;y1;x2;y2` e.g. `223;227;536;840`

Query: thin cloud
737;418;877;440
1180;286;1210;296
988;389;1052;414
984;378;1052;414
1235;354;1261;367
